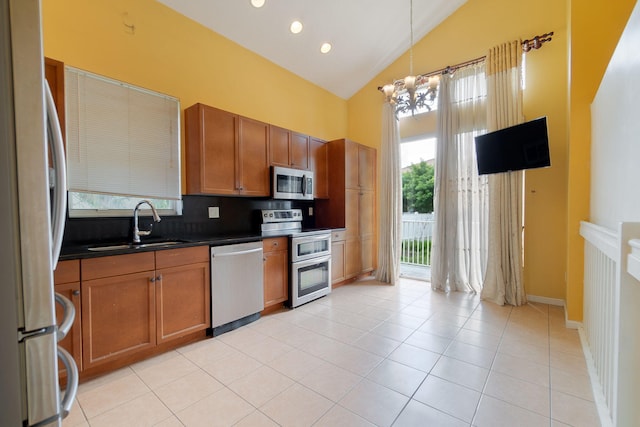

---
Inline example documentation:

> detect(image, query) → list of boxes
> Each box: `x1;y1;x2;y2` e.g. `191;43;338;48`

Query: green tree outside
402;161;434;213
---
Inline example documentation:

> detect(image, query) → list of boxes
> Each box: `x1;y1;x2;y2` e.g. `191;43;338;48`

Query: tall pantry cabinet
316;139;376;283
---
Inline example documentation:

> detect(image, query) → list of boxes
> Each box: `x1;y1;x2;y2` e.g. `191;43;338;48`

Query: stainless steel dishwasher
210;241;264;334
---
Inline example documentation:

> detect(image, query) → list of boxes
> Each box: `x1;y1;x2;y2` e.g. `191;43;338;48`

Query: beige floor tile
217;325;268;351
550;350;589;377
431;355;489;392
76;367;134;394
388;343;440;373
240;335;294;364
394;399;468;427
320;344;384;376
339;379;409;427
551;367;594;401
473;395;550;427
491;351;550;386
551;390;600;427
371;321;415;341
322;321;367;343
234;410;280;427
463;318;507;337
77;371;150;419
299;361;362;401
267;347;326;381
88;392;172;427
366;359;427;397
153;416;185;427
483;371;550;416
386;312;428;329
62;398;86;427
132;352;199;390
260;383;333;426
444;340;496;369
404;330;452;354
177;338;238;367
201;351;262;385
352;332;401;357
413;374;481;422
418;319;462;339
176;387;254;427
314;405;375;426
228;365;294;407
455;327;502;351
498;336;550;366
154;369;223;412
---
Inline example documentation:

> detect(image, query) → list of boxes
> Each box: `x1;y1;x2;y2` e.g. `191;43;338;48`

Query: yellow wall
41;0;348;189
348;0;569;301
565;0;637;320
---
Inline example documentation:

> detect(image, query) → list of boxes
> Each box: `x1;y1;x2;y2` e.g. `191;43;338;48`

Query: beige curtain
376;101;402;284
431;64;489;293
480;41;527;306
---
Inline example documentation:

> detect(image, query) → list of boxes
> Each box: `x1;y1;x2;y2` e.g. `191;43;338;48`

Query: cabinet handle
150;277;155;283
157;274;162;281
72;290;80;296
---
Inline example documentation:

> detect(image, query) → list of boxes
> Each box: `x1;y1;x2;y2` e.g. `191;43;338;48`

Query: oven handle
291;233;332;243
301;174;308;197
291;254;331;268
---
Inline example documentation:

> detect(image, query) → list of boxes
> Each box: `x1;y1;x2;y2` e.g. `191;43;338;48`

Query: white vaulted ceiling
155;0;467;99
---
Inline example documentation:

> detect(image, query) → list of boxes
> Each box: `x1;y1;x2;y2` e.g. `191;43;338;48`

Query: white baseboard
526;294;564;306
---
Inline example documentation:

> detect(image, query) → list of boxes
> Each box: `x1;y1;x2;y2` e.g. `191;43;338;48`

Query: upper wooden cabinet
309;137;328;199
269;125;309;170
44;57;65;141
185;103;269;196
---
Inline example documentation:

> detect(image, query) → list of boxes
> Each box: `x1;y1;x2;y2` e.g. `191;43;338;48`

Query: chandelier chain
409;0;414;76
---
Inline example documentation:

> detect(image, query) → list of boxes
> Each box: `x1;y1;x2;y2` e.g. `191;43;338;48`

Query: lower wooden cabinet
54;260;82;375
263;237;289;309
331;231;346;285
79;246;210;371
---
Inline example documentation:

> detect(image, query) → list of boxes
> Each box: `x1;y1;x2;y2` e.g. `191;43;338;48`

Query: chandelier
380;0;439;117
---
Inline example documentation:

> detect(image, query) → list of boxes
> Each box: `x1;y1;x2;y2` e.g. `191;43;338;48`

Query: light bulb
290;21;303;34
250;0;265;8
320;43;332;54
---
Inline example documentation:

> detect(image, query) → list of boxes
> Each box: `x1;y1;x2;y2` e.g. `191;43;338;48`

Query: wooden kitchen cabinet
263;237;289;309
316;139;377;283
269;125;309;170
81;252;156;370
330;230;346;285
155;246;210;344
54;259;82;375
309;137;328;199
80;246;211;371
44;57;65;141
185;103;269;196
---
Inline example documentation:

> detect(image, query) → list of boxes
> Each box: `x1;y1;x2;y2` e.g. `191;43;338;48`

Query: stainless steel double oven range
261;209;331;308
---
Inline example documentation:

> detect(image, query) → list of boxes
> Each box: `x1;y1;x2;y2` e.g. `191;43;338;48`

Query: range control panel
261;209;303;224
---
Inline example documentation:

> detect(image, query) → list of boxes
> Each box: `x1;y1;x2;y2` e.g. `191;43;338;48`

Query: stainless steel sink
87;241;184;252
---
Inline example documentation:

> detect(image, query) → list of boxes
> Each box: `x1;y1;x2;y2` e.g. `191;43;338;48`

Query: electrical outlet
308;207;313;216
208;206;220;219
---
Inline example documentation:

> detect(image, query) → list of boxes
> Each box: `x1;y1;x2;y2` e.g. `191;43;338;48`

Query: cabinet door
82;271;156;369
185;104;238;195
345;239;361;279
238;116;270;196
290;132;309;170
44;57;65;141
331;241;346;284
345;140;360;189
269;125;290;167
358;145;376;190
345;188;359;240
309;137;328;199
156;262;210;344
55;281;82;374
263;249;288;308
360;237;375;273
359;190;375;240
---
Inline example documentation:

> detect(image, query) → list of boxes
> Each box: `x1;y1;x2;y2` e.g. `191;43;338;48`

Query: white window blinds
65;67;181;201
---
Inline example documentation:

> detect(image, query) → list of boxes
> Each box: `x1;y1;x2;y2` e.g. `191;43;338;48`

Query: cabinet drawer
156;246;209;269
82;252;155;281
263;237;288;253
331;230;346;242
54;259;80;284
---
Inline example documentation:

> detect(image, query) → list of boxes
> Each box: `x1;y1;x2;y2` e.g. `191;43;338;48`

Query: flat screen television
475;117;550;175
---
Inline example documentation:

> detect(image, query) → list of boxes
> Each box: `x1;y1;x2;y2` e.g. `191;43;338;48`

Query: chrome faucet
133;200;161;243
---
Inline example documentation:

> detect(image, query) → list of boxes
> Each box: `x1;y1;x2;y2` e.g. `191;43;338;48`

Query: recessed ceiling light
250;0;265;8
290;21;303;34
320;43;332;54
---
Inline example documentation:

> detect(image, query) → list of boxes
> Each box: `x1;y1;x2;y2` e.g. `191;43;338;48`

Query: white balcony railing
401;217;434;267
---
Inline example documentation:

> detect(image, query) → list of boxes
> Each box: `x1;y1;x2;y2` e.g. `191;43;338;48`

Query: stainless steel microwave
272;166;314;200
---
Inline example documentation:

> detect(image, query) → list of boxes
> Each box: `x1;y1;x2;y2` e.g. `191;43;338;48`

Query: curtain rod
377;31;554;91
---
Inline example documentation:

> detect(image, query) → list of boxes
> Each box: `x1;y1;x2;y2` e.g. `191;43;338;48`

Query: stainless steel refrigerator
0;0;78;425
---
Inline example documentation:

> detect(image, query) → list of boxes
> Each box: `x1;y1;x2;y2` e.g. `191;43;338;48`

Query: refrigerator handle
54;292;75;342
57;347;78;419
45;80;67;270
